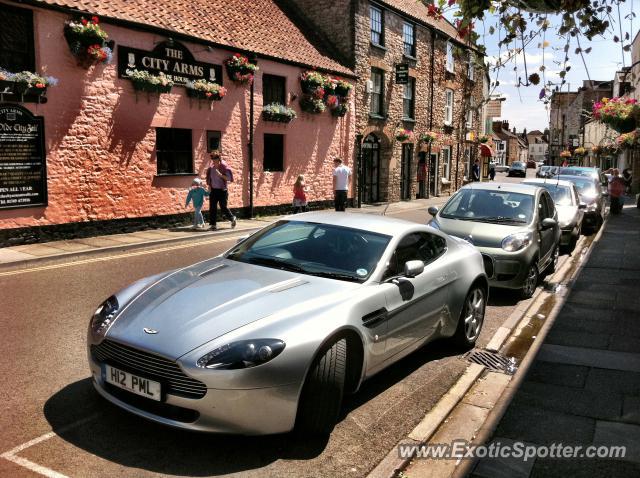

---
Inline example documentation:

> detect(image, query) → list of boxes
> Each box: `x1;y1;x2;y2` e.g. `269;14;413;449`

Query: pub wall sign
0;104;47;209
118;40;223;85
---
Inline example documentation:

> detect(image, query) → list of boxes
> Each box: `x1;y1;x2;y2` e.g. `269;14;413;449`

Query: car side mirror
403;260;425;278
428;206;439;217
540;218;557;230
578;203;587;209
236;235;249;244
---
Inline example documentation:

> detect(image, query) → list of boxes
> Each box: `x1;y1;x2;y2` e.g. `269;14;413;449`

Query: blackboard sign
118;40;223;86
0;104;47;209
395;64;409;85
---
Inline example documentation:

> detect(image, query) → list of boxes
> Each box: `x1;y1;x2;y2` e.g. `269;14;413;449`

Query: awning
480;144;494;157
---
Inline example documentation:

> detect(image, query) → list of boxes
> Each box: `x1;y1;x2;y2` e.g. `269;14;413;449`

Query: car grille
481;254;495;278
91;340;207;399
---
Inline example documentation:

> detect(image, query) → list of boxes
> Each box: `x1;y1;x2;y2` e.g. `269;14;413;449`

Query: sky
468;0;637;133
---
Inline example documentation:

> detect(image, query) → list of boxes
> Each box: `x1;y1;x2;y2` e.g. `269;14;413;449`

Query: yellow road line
0;234;242;277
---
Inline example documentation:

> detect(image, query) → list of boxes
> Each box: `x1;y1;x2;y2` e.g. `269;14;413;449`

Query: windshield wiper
246;256;307;273
305;271;362;282
474;216;527;223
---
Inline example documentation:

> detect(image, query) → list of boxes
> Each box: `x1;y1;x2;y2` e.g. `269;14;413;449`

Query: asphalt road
0;168;560;478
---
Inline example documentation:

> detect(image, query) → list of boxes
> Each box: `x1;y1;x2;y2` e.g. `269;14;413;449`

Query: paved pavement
470;201;640;478
0;196;447;269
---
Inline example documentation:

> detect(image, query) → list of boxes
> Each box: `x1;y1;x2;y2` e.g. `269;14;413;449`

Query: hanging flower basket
64;16;112;66
262;103;297;123
419;131;439;144
335;79;353;97
1;70;58;96
592;97;639;134
478;135;489;143
573;146;586;156
224;53;258;85
395;128;414;142
300;95;326;114
559;150;572;158
300;70;325;94
126;69;174;93
186;79;227;101
615;130;639;149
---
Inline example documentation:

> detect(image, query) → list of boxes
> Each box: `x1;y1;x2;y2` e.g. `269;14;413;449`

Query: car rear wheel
295;338;347;436
520;263;539;299
452;286;486;348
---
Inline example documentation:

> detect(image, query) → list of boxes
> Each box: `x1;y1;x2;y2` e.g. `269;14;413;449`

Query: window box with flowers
592;97;639;133
262;103;297;123
64;16;113;67
224;53;258;85
0;69;58;100
395;128;414;142
419;131;439;144
126;69;174;93
186;79;227;101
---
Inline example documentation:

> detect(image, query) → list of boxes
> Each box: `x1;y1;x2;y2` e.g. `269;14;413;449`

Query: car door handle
362;308;388;328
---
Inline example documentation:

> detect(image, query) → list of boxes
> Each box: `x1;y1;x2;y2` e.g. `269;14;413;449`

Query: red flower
234;53;241;58
206;92;212;97
35;83;45;89
427;4;442;19
448;0;457;5
313;87;325;99
81;18;88;25
91;16;99;24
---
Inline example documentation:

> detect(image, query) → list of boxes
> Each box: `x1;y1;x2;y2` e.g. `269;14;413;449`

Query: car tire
295;338;347;436
452;285;486;349
520;263;539;299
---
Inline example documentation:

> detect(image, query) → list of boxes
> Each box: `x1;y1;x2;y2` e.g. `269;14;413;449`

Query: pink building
0;0;355;242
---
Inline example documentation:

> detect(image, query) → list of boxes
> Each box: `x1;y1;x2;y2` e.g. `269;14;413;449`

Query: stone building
0;0;355;240
492;121;520;166
526;130;548;164
289;0;486;202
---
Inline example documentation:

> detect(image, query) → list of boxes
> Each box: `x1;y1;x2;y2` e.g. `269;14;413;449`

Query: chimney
502;120;509;131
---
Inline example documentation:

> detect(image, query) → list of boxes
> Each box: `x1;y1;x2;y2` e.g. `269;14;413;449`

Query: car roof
281;211;417;236
523;178;575;188
460;182;539;195
556;174;598;184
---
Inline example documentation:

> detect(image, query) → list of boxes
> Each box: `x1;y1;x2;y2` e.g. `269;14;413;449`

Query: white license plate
105;365;161;401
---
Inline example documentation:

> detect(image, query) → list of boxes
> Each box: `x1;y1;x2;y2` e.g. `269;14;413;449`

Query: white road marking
1;414;100;477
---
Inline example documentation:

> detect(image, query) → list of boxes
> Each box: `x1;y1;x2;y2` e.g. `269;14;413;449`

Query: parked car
523;179;585;253
491;160;509;173
557;166;608;188
88;213;488;436
556;174;606;232
428;183;560;299
536;166;559;178
507;161;527;177
526;160;537;169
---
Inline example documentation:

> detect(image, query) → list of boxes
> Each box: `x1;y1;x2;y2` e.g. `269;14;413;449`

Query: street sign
395;64;409;84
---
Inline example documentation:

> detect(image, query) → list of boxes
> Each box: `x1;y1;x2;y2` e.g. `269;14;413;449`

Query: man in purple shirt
206;152;236;230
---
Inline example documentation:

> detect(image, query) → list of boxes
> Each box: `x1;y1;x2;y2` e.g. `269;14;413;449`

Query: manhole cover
463;350;517;375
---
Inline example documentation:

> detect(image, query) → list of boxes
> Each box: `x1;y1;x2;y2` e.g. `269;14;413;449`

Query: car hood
105;258;359;359
435;216;530;248
556;205;578;226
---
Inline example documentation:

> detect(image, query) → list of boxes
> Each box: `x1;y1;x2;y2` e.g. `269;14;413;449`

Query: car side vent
198;264;228;278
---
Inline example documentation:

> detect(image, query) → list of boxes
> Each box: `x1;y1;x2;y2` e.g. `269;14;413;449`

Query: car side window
538;193;550;220
544;193;556;218
383;232;446;280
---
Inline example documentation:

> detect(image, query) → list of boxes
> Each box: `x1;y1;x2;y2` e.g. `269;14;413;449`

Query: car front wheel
295;338;347;436
521;263;539;299
453;286;486;348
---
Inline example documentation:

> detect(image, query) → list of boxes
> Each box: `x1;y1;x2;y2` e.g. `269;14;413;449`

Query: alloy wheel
464;288;485;341
522;264;538;298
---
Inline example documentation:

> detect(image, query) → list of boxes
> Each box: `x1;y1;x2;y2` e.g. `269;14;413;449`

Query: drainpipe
356;134;363;208
427;29;436;199
248;56;257;218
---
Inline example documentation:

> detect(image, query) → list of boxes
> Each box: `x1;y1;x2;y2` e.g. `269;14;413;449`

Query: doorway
400;143;413;200
429;153;438;197
361;134;380;203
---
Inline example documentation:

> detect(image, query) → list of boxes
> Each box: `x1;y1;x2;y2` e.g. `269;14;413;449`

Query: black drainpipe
248;55;257;218
356;134;363;208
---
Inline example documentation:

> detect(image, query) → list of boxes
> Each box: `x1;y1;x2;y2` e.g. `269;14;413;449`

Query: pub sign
395;64;409;85
0;104;47;209
118;40;223;86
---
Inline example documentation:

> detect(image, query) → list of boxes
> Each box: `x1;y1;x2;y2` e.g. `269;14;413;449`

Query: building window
156;128;193;175
264;134;284;172
0;5;35;73
442;146;451;179
263;74;286;106
370;6;384;46
370;68;384;116
466;98;474;129
403;77;415;120
467;53;474;81
207;131;221;152
403;22;415;57
446;41;454;73
444;89;453;125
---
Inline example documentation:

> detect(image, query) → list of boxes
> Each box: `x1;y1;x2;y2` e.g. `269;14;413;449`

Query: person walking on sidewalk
206;151;237;230
333;157;351;212
185;178;209;229
472;159;481;181
608;168;626;215
292;175;308;214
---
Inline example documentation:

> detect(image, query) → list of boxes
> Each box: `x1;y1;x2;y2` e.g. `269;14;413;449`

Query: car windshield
440;189;534;224
559;176;597;198
512;162;524;168
529;183;574;206
225;220;391;283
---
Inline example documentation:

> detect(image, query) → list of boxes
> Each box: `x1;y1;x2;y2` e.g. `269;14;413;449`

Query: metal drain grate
464;350;517;375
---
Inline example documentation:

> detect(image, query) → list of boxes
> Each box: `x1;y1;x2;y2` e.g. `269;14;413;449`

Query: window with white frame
444;89;453;125
446;41;454;73
467;53;474;81
403;22;415;57
442;146;451;179
403;77;415;119
466;98;474;128
370;68;384;116
370;5;384;46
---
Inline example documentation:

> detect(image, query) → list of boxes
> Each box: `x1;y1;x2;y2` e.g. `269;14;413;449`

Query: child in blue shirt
185;178;210;229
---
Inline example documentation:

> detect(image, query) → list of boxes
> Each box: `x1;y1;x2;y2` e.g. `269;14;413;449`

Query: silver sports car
88;212;487;435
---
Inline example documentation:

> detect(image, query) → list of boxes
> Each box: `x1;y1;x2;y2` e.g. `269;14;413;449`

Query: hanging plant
615;130;639;149
573;146;586;156
64;16;112;66
299;95;326;114
262;103;297;123
185;79;227;100
478;135;490;144
300;70;325;94
335;78;353;97
395;128;414;142
0;69;58;96
559;150;572;158
591;146;600;154
592;97;638;134
224;53;258;85
326;95;348;117
419;131;440;144
126;69;174;93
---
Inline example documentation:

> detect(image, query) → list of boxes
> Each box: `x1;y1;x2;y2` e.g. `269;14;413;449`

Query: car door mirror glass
403;260;424;278
541;217;557;229
428;206;439;217
578;203;587;209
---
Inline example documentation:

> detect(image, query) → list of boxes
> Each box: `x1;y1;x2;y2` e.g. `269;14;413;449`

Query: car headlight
196;339;286;370
90;295;119;337
501;232;533;252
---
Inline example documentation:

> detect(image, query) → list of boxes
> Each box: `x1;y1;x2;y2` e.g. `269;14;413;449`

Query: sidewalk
470;202;640;478
0;196;447;269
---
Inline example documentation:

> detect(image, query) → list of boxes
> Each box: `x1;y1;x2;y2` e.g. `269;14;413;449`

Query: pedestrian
292;175;308;213
332;157;351;212
472;159;480;182
608;168;626;215
489;161;496;181
185;178;209;229
206;151;237;230
622;167;632;195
